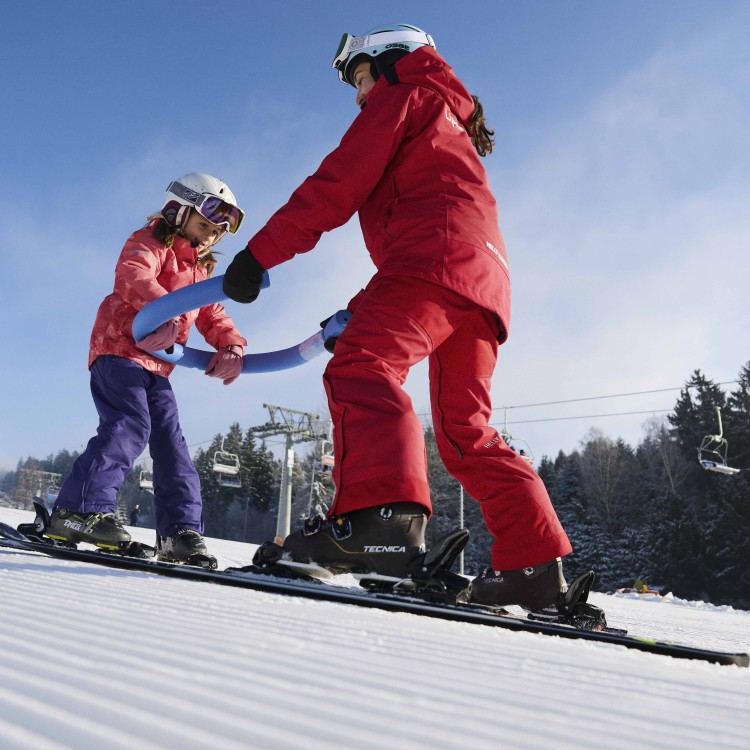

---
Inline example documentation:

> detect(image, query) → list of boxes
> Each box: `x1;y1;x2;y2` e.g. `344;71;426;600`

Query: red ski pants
323;276;572;570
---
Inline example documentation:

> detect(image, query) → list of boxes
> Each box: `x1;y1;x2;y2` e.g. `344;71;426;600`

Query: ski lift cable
492;408;673;426
413;380;739;421
184;381;740;456
494;381;739;412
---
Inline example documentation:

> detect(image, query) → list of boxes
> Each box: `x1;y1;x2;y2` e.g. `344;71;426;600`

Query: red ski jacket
246;46;511;341
89;226;246;378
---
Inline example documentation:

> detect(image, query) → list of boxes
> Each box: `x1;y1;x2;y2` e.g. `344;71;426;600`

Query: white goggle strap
167;180;201;206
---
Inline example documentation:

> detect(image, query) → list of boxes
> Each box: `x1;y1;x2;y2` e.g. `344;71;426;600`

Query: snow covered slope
0;507;748;749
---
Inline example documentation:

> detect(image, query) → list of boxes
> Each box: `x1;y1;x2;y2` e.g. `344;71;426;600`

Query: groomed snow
0;507;748;749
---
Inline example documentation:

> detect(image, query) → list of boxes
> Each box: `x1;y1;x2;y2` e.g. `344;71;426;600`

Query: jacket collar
172;235;200;263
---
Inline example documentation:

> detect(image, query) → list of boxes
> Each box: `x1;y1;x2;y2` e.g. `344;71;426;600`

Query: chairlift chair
213;452;240;474
697;407;740;476
213;439;242;487
139;471;154;490
217;473;242;489
500;408;535;466
314;437;335;472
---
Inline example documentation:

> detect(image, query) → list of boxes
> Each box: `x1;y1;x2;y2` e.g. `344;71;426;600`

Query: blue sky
1;0;748;473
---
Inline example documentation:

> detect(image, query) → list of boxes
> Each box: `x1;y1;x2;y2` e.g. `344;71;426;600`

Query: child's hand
136;319;180;351
205;345;244;385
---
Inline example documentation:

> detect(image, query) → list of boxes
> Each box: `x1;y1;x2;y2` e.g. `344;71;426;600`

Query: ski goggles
331;33;368;81
166;181;245;234
331;30;434;83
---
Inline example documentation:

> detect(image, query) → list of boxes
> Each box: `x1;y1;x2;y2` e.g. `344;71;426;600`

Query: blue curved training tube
131;273;351;374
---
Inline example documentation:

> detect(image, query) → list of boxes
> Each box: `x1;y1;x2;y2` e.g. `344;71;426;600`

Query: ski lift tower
249;404;326;541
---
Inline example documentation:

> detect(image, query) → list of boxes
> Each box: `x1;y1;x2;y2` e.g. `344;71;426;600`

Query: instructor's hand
223;246;265;303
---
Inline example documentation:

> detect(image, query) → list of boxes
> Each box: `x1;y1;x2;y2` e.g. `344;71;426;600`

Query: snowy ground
0;507;748;750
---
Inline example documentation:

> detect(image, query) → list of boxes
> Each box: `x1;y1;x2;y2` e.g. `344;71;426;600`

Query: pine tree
726;362;750;471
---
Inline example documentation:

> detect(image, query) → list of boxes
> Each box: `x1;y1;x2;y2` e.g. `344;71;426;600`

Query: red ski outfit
245;47;571;570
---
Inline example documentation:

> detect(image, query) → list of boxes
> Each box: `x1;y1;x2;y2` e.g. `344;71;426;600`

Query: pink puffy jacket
89;226;246;378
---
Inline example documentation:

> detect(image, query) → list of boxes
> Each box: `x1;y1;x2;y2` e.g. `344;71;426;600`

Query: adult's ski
0;521;747;668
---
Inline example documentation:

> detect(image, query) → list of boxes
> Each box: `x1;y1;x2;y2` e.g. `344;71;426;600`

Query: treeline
0;425;337;546
393;363;750;607
3;362;748;606
538;365;750;607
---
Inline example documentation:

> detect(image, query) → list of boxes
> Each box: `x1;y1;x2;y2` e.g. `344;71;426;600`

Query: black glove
223;246;266;303
319;316;338;353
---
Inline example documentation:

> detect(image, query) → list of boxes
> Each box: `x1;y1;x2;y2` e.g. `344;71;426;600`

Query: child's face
182;210;226;251
353;61;376;108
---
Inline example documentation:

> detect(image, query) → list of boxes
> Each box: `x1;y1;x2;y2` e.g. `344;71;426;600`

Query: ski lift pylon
698;406;740;475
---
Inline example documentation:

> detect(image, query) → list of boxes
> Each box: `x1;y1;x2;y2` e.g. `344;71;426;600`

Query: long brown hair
149;213;218;276
469;95;495;157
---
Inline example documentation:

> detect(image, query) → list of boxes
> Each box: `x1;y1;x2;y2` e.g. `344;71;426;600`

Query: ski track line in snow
1;506;749;750
2;553;749;750
1;554;489;749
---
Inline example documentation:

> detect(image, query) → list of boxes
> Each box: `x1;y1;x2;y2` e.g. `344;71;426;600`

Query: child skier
47;173;247;563
223;25;572;610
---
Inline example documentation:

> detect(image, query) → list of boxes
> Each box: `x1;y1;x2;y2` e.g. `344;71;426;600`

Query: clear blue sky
1;0;748;472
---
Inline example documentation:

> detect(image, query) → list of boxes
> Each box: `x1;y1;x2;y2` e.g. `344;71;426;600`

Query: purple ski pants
55;355;203;536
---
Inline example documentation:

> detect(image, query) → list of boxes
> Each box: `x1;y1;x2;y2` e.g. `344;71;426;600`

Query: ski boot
281;502;428;577
462;560;611;631
465;558;568;612
45;506;131;550
157;530;217;569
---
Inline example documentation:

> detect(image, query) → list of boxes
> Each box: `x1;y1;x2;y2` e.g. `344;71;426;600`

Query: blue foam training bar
131;274;350;374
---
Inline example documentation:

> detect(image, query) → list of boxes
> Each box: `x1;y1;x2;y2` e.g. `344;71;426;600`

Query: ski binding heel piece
536;570;625;633
360;528;471;603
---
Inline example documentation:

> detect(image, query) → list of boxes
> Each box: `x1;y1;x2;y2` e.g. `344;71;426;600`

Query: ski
15;502;218;570
0;521;747;667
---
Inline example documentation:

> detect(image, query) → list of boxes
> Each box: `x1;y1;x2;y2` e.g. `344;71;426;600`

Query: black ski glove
320;315;338;353
223;246;266;303
320;310;353;353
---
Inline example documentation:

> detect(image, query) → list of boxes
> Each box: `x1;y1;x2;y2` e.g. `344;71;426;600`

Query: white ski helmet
332;23;436;86
161;172;245;234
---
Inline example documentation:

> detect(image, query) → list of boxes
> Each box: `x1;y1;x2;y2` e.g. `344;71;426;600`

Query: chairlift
139;471;154;490
314;439;335;472
500;408;535;466
213;438;242;488
697;407;740;475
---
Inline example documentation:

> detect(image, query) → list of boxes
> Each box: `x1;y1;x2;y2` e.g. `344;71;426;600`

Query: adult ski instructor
223;23;574;611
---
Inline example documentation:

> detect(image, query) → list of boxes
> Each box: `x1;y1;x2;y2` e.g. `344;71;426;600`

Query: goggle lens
332;33;352;69
197;195;244;234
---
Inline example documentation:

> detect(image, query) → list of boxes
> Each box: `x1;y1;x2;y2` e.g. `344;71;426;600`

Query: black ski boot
157;530;217;568
158;530;207;560
282;502;428;577
465;558;568;612
45;507;131;549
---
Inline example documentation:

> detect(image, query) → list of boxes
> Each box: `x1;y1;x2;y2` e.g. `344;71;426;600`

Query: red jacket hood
386;47;475;128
